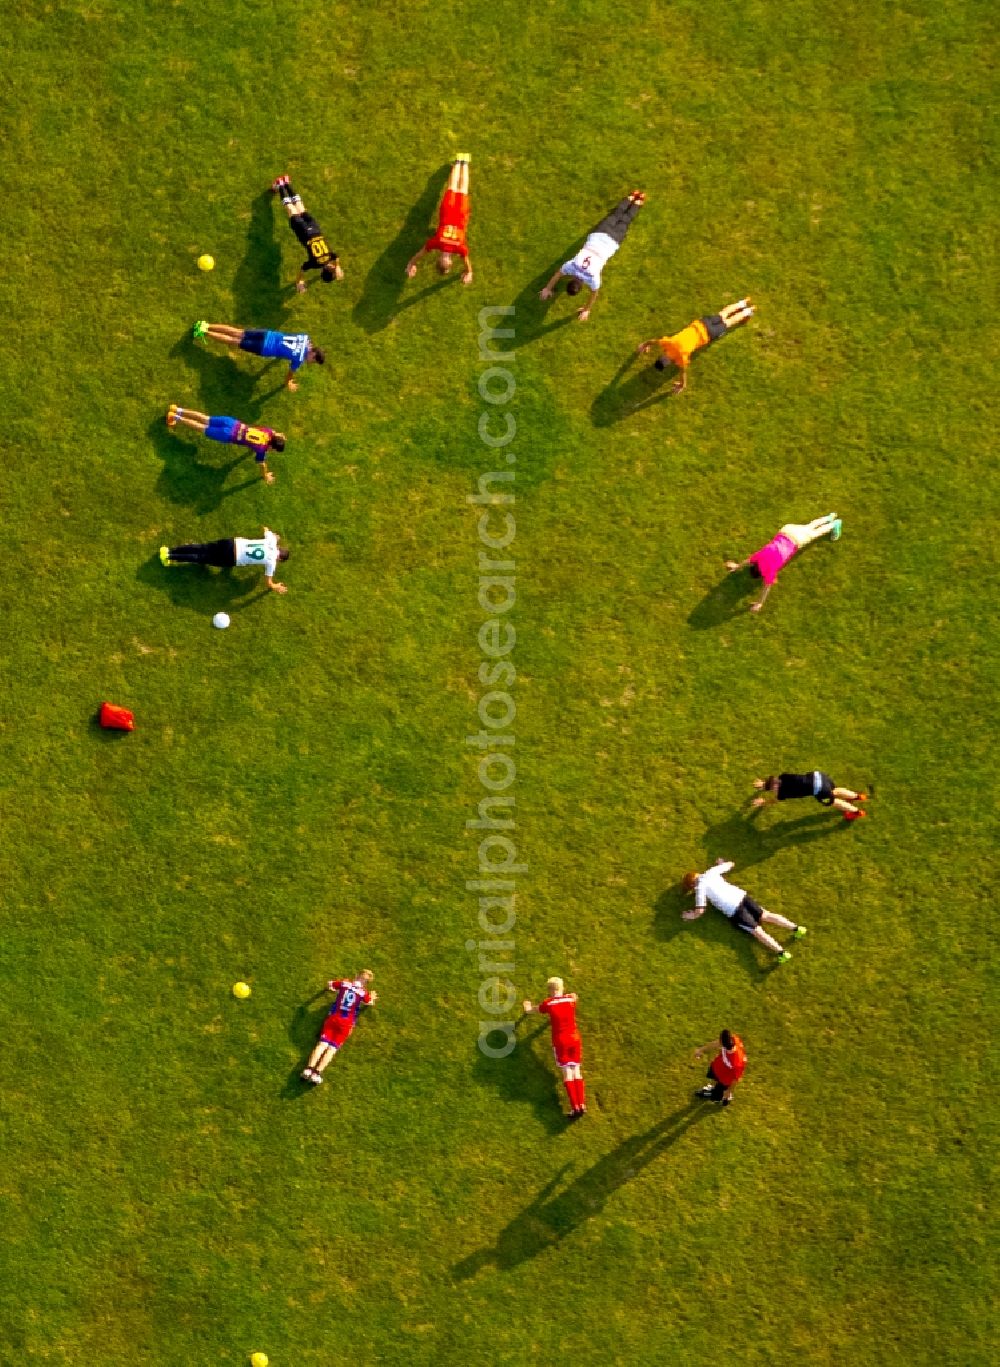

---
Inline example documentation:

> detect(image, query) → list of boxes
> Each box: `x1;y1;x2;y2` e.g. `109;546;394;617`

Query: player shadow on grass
231;190;293;326
147;417;261;514
353;165;458;335
472;1020;573;1136
590;350;675;427
452;1102;715;1277
702;807;851;872
686;565;756;629
653;811;849;968
136;552;269;616
170;335;286;420
280;989;331;1100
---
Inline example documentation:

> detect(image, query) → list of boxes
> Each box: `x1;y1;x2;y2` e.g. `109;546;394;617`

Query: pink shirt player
727;513;842;612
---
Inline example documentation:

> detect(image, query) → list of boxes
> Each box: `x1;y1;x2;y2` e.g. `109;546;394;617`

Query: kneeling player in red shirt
301;971;376;1085
406;154;473;285
693;1029;746;1107
523;976;587;1119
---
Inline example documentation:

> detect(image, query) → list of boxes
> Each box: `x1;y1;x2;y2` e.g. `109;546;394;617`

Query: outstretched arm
539;268;563;301
693;1040;720;1059
577;287;598;322
725;558;748;573
637;339;660;355
406;246;428;278
750;583;771;614
671;368;688;394
461;252;473;285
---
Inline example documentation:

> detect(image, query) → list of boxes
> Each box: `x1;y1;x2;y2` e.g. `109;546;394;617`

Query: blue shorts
206;416;240;445
239;329;267;356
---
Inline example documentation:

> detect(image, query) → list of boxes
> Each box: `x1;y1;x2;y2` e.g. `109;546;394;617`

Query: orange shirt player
637;298;754;394
406;154;473;285
523;976;587;1119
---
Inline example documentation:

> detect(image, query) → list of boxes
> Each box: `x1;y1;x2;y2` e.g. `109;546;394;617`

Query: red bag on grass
99;702;134;731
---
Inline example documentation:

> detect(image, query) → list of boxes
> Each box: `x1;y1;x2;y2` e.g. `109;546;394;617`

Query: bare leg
204;324;244;345
780;514;838;548
282;195;306;220
753;926;785;955
761;910;796;931
175;411;209;433
719;298;755;328
833;785;865;801
313;1044;337;1074
448;155;470;195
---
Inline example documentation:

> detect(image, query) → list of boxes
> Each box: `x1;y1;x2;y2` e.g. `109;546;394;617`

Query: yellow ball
232;981;251;999
250;1355;269;1367
197;253;215;271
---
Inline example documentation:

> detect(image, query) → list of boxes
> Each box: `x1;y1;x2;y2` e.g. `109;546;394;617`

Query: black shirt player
271;175;344;292
751;771;869;820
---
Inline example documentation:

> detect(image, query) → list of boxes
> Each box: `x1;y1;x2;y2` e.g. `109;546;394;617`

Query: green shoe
192;320;208;342
777;951;792;964
829;518;843;541
159;545;171;566
793;925;808;939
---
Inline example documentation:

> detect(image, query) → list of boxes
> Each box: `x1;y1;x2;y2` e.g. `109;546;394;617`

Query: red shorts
552;1033;582;1068
320;1018;353;1049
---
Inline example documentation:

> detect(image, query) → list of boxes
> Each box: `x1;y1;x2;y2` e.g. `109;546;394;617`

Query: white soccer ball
213;612;230;630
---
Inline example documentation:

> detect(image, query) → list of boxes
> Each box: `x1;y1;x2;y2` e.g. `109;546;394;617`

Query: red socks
567;1078;586;1111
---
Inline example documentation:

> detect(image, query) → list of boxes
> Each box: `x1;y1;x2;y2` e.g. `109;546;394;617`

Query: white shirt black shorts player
694;862;765;934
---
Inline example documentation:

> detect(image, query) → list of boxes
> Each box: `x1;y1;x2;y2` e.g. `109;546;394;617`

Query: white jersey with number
561;231;619;291
234;529;279;577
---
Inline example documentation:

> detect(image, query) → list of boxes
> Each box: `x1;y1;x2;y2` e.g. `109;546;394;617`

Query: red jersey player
523;976;587;1119
693;1029;747;1107
405;154;473;285
301;971;377;1085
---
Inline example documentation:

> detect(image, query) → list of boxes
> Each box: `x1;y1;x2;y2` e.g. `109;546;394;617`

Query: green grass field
1;1;996;1362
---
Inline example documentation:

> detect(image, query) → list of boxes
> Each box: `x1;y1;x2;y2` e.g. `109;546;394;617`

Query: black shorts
704;1069;727;1101
701;313;727;342
239;329;266;356
291;212;321;248
733;894;764;934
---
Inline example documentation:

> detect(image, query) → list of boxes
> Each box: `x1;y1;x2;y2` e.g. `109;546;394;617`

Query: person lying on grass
539;190;646;322
271;173;344;292
751;771;869;821
159;526;289;593
406;154;473;285
165;405;285;484
725;513;842;613
682;859;805;963
192;322;324;392
301;972;376;1085
636;298;754;394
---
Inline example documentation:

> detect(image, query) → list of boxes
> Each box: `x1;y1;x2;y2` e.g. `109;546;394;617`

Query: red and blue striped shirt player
523;976;587;1119
301;971;377;1086
165;404;286;484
